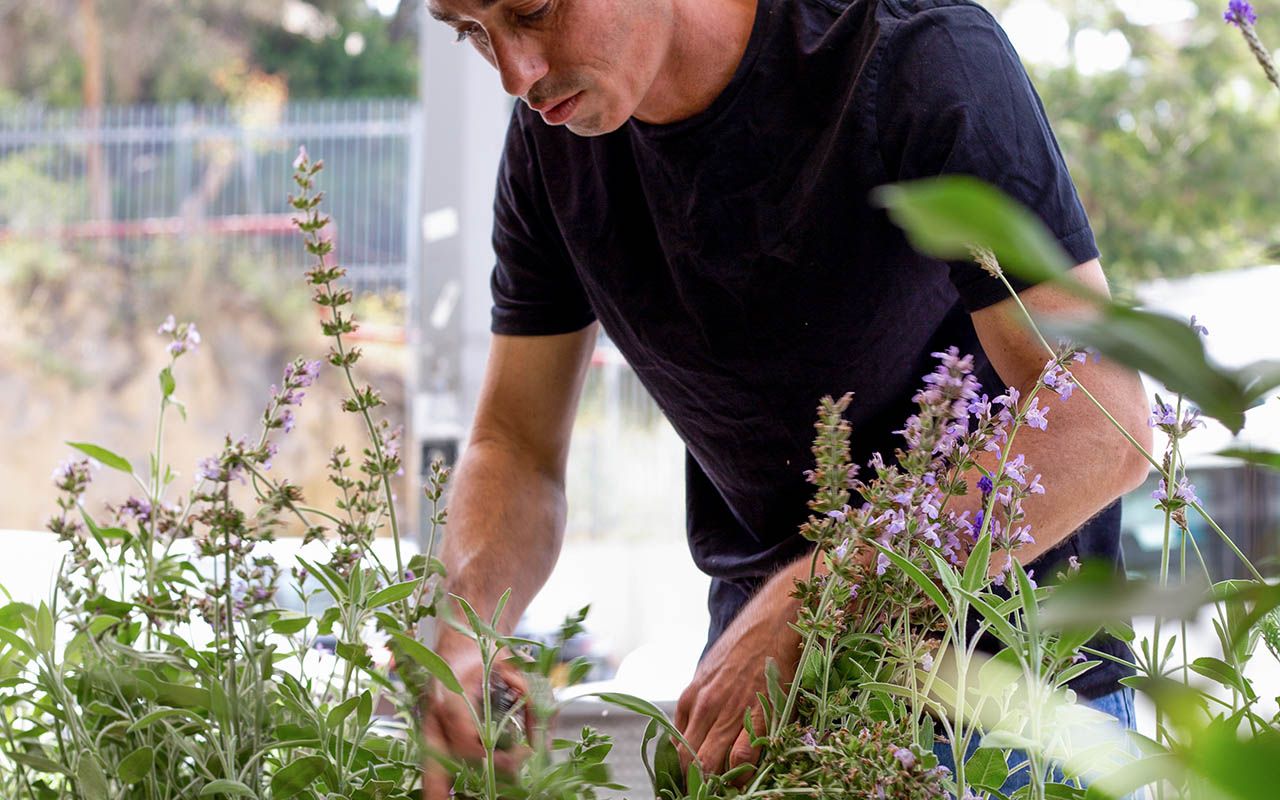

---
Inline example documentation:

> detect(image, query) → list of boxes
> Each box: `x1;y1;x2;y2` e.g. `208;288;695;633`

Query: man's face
427;0;671;136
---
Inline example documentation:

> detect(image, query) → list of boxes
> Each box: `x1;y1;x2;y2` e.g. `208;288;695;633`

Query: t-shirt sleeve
490;108;597;335
875;1;1099;312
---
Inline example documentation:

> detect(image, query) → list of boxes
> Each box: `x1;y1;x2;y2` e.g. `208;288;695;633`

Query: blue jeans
933;687;1138;797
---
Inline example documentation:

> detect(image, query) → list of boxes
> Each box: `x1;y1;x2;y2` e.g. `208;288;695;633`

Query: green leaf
159;367;176;399
1041;568;1205;632
66;442;133;474
356;690;373;730
32;602;54;653
153;681;210;709
0;628;37;660
872;176;1081;289
450;593;498;639
385;631;462;695
1044;306;1250;434
1085;753;1182;800
1217;448;1280;472
117;746;154;784
270;616;312;635
653;729;684;796
1053;659;1101;688
127;707;204;734
76;755;111;800
964;533;992;593
366;578;422;609
0;602;34;631
1189;656;1253;698
1186;721;1280;799
592;692;691;750
491;587;513;628
1012;560;1039;637
326;695;361;731
199;779;258;798
79;510;132;556
270;755;327;799
7;750;69;775
871;541;951;616
1239;360;1280;408
966;748;1010;792
961;591;1020;647
639;718;660;788
299;559;347;602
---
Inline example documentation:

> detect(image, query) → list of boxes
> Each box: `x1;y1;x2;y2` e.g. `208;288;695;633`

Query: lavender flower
1225;0;1258;28
158;315;201;356
293;145;310;170
1153;477;1200;507
893;747;916;768
1023;397;1050;431
1189;315;1209;337
977;474;994;496
196;457;222;482
1149;400;1204;439
118;496;153;524
1148;401;1178;429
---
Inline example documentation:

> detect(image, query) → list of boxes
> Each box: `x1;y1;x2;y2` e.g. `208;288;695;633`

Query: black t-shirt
489;0;1130;697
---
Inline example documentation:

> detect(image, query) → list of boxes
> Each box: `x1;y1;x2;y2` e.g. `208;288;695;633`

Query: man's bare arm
433;324;598;658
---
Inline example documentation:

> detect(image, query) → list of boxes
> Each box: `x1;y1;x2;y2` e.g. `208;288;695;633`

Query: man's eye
515;1;553;23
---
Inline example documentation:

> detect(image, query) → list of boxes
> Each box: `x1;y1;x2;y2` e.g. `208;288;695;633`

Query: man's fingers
675;683;695;733
695;715;743;777
726;727;760;786
422;711;456;800
677;692;721;773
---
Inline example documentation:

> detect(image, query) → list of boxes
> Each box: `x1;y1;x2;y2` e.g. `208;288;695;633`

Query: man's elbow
1110;384;1155;496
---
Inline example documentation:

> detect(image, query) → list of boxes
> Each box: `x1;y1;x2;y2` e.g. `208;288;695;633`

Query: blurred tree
251;1;416;99
0;0;416;106
987;0;1280;287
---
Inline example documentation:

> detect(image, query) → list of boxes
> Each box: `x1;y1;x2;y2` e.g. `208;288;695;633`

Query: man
420;0;1153;795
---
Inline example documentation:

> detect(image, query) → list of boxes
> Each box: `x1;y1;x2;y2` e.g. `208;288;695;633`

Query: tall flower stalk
1225;1;1280;91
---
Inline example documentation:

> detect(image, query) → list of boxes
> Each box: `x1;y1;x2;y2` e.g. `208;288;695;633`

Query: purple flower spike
1225;0;1258;28
1189;315;1210;336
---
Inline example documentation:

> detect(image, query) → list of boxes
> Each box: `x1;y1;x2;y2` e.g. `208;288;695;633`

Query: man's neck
632;0;759;125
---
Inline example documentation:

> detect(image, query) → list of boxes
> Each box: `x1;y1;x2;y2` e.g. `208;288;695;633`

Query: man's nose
490;32;549;100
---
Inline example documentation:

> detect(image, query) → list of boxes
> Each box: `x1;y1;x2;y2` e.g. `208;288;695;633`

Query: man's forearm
433;437;567;657
959;361;1151;568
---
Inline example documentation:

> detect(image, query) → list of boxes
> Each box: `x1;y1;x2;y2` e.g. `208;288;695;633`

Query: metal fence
0;99;421;294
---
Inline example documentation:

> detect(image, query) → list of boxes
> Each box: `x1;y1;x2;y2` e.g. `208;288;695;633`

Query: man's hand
422;646;536;800
674;571;804;779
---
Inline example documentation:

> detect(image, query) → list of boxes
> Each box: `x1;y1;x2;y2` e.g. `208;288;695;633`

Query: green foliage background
983;0;1280;288
0;0;417;106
